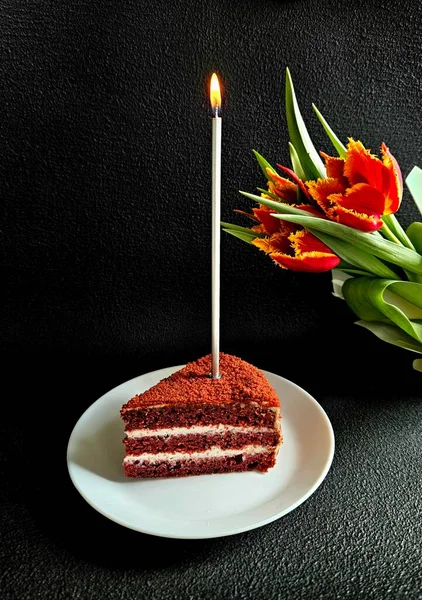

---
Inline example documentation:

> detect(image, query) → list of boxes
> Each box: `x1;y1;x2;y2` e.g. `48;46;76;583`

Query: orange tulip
237;166;341;272
252;229;341;272
306;139;403;232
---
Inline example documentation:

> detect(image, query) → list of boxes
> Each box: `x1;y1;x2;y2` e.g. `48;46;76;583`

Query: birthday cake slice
120;352;282;478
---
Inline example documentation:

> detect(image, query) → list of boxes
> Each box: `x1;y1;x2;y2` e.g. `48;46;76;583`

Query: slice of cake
120;352;282;478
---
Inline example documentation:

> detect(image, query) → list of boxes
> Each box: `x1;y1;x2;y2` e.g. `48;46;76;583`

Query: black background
1;1;421;599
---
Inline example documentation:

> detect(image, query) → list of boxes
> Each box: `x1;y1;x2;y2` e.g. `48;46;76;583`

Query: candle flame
210;73;221;113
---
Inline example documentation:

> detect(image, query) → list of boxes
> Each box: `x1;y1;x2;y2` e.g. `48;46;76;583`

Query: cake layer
123;447;277;478
124;430;281;453
122;403;280;430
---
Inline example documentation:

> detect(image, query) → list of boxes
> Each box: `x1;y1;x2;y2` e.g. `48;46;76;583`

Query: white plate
67;365;335;539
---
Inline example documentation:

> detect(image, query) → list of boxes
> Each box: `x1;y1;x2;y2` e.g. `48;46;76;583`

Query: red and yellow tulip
245;174;340;272
252;228;341;272
306;139;403;232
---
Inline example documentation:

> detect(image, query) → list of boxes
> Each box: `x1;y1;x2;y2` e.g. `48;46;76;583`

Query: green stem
383;214;416;250
380;222;403;245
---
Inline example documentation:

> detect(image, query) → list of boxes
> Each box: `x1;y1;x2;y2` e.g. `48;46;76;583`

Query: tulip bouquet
222;69;422;371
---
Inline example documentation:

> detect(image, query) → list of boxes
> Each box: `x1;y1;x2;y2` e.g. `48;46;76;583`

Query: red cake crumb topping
121;353;279;410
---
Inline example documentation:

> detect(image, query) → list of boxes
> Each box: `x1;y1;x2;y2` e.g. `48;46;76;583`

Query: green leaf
220;221;264;237
331;268;351;299
256;188;282;202
337;260;360;271
240;191;318;217
252;150;276;182
311;230;398;278
355;320;422;355
388;281;422;310
342;277;422;343
405;166;422;216
285;68;326;181
338;267;374;277
380;221;404;245
413;358;422;371
271;213;422;275
405;223;422;283
407;222;422;255
222;228;256;245
312;104;347;158
288;142;306;180
382;213;415;249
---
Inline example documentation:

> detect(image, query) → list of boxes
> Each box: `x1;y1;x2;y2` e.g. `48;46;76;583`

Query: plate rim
66;365;335;539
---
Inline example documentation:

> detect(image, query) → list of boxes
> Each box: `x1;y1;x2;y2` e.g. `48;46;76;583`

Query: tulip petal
344;139;400;217
252;232;293;255
253;206;300;236
329;182;385;213
289;229;332;254
276;163;312;201
327;205;383;232
381;142;402;213
344;139;385;187
266;168;298;203
271;251;340;272
253;207;283;235
306;177;344;212
297;204;325;217
253;228;340;272
275;229;340;272
320;152;347;182
324;183;386;231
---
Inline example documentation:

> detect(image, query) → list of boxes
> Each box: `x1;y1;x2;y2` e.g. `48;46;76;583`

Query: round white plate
67;365;335;539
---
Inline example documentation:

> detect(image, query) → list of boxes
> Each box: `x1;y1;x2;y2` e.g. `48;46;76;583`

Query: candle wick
214;105;219;118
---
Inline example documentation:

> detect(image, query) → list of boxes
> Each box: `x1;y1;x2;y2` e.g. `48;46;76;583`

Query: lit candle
210;73;222;379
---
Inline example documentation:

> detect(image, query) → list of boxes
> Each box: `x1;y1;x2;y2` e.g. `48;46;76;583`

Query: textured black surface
1;0;422;598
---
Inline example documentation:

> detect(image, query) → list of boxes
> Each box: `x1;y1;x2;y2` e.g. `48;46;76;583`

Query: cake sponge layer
122;403;280;430
123;450;277;478
124;429;281;453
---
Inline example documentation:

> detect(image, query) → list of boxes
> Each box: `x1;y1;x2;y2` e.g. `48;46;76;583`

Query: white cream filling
124;445;268;464
126;425;272;439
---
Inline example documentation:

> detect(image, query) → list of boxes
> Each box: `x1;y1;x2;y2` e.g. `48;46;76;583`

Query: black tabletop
1;0;422;598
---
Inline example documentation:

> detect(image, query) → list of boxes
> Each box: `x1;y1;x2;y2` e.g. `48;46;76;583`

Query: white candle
210;73;222;379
